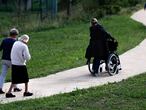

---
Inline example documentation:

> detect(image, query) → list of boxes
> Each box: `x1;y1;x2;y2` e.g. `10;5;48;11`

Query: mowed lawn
3;14;146;81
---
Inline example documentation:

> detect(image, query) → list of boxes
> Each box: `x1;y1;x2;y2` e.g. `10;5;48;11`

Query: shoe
0;89;5;94
91;73;98;77
6;93;16;98
14;88;22;92
119;68;122;70
23;92;33;97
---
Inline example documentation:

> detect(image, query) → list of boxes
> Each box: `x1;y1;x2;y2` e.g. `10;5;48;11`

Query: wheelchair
87;38;121;76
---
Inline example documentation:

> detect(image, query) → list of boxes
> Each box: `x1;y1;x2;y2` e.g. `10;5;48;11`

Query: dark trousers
93;58;100;73
93;57;108;73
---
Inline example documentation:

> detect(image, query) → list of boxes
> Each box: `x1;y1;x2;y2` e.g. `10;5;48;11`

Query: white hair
91;18;98;23
18;34;29;43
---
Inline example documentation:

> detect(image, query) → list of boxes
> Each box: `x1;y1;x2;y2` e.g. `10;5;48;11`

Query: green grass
1;73;146;110
1;13;146;81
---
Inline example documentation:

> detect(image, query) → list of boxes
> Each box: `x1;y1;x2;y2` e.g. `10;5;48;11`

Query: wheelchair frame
87;52;121;76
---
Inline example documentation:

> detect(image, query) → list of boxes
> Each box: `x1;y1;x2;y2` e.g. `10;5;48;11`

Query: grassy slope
14;14;146;79
0;12;146;109
2;13;146;81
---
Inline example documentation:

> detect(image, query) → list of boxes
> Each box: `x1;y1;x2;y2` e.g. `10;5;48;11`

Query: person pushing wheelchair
85;18;117;76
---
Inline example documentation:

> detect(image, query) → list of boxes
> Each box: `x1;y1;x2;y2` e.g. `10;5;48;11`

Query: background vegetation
0;0;145;34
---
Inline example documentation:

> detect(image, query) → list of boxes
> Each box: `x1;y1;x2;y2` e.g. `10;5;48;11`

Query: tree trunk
22;0;32;11
27;0;32;10
67;0;71;16
40;0;43;21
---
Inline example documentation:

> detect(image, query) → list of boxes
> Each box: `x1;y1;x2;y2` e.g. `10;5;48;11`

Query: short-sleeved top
0;38;16;60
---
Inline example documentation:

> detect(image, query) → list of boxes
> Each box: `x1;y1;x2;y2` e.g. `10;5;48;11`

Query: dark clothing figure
86;24;108;59
0;38;16;60
85;23;113;60
85;18;114;73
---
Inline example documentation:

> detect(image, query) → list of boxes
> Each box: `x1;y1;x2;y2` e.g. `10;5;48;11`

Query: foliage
0;0;144;34
79;0;144;19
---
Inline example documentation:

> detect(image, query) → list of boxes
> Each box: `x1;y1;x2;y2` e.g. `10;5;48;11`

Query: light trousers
0;60;17;89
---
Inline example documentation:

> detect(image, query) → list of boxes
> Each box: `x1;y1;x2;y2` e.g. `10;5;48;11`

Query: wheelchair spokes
87;53;121;76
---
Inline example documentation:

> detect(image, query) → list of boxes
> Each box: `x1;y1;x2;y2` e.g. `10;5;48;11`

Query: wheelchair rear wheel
107;53;120;76
87;58;104;76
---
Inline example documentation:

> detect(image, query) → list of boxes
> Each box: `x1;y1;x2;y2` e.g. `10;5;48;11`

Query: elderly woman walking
6;34;33;98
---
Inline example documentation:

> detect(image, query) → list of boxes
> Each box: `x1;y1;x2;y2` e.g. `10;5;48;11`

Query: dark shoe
6;93;16;98
91;72;95;76
93;69;98;74
23;92;33;97
14;88;22;92
119;68;122;70
91;73;98;77
0;89;5;94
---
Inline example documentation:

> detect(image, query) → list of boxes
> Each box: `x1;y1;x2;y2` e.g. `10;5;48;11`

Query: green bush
102;5;121;15
81;0;142;14
77;0;142;20
110;5;121;14
0;0;144;34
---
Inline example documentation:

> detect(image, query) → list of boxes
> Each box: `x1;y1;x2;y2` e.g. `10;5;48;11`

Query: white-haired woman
6;34;33;98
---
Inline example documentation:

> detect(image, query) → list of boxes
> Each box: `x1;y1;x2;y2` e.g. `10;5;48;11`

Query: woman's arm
23;45;31;61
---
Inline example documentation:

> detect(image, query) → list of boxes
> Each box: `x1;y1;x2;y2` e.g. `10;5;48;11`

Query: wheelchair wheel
107;53;119;76
87;58;104;76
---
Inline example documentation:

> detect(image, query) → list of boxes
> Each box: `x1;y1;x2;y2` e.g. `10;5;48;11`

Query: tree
67;0;72;16
24;0;32;11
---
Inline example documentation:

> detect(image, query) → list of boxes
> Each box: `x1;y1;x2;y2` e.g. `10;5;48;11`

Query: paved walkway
131;9;146;25
1;9;146;104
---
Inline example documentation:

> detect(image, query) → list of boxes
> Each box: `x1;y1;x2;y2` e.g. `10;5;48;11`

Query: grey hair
18;34;29;43
91;18;98;23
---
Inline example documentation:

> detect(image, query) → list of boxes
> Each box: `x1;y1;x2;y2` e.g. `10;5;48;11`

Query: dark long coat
85;23;112;60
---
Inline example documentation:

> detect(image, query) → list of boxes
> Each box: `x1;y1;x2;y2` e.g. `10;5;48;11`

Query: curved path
1;9;146;104
131;9;146;25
